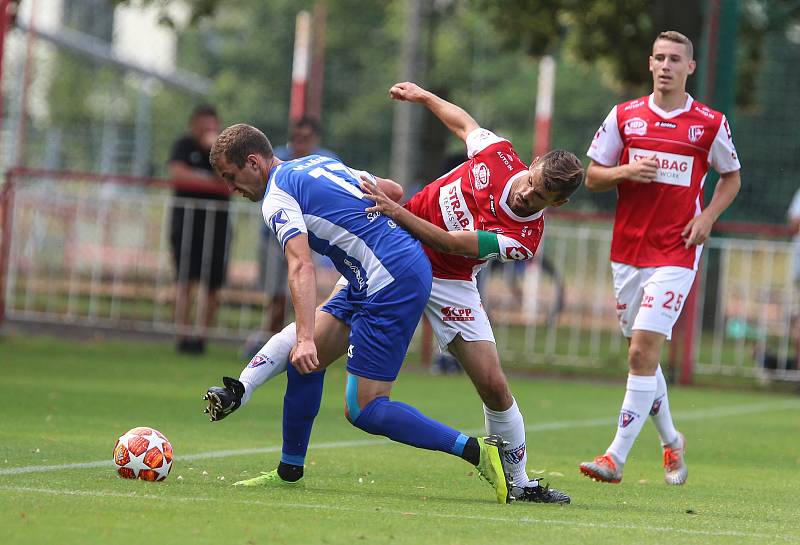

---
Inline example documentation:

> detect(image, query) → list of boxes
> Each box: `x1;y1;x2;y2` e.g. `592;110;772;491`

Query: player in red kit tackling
362;82;584;503
579;31;741;485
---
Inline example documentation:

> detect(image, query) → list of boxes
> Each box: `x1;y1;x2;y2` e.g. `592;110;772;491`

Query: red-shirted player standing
362;81;584;503
579;31;741;485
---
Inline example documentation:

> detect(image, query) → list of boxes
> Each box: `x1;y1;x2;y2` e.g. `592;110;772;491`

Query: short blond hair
654;31;693;59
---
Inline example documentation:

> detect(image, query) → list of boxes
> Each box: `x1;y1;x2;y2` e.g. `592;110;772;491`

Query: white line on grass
2;399;798;477
1;485;798;543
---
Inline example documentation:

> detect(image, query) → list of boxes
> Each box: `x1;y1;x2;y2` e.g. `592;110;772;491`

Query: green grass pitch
1;334;799;545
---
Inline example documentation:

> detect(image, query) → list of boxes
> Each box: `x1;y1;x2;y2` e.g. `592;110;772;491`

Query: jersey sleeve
477;231;536;262
708;115;741;174
465;128;508;158
262;184;307;251
587;106;624;167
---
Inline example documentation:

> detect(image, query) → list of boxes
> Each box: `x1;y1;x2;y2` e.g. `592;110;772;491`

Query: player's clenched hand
626;155;659;183
389;82;427;103
681;212;714;248
360;177;401;218
291;339;320;374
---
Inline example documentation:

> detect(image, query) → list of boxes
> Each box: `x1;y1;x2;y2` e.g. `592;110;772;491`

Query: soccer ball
113;426;173;481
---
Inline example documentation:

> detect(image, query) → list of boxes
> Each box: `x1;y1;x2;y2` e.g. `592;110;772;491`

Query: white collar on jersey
499;171;545;223
648;93;694;119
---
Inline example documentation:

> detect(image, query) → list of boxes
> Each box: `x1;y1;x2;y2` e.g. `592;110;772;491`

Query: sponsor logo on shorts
472;162;490;190
650;398;663;416
688;124;705;143
624;117;647;136
504;443;526;465
619;410;637;428
641;294;655;308
248;354;275;368
347;344;354;358
441;306;475;321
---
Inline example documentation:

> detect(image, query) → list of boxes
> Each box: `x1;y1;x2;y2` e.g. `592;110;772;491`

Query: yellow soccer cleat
232;469;304;487
475;435;512;504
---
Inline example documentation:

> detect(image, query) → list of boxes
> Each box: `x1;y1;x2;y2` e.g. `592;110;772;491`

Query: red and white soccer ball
113;426;173;481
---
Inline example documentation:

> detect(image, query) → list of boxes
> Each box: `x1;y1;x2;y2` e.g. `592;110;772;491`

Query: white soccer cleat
663;431;688;485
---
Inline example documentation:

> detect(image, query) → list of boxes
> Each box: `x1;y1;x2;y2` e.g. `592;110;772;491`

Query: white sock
650;365;679;446
237;322;295;406
607;374;657;465
484;397;529;487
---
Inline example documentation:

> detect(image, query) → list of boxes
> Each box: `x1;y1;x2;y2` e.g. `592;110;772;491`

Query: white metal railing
2;171;798;382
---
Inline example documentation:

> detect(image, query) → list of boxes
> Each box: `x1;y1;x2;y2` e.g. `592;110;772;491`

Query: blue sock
281;365;325;467
353;395;470;458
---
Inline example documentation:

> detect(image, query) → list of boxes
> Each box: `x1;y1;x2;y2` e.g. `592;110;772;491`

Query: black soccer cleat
203;376;245;422
511;478;571;504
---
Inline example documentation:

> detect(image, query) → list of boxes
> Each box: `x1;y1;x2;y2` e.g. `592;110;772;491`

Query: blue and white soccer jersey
263;155;431;381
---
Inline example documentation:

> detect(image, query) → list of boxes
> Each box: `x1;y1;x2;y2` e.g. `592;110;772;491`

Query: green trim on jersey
477;230;500;259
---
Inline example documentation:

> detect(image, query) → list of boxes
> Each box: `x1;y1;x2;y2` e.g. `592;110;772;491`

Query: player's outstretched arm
389;82;479;142
360;178;479;257
284;234;320;374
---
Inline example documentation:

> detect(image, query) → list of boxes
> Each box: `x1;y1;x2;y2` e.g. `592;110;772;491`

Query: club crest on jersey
472;162;490;190
269;208;289;234
624;117;647;136
619;410;637;428
688;125;705;143
504;443;526;465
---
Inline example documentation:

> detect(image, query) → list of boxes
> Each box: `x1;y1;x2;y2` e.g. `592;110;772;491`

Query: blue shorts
321;255;432;382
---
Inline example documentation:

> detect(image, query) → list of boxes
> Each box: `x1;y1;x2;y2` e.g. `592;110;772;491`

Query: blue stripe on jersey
280;227;302;248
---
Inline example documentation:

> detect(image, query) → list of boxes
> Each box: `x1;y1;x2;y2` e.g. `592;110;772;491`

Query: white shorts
425;277;495;352
611;262;696;340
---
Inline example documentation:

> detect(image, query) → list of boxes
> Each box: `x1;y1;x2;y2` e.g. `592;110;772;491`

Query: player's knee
477;371;512;410
628;344;657;373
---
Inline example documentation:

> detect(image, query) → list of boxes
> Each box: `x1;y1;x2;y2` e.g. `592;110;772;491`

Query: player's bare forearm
389;82;478;141
586;157;658;191
585;161;629;192
284;235;320;372
705;170;741;222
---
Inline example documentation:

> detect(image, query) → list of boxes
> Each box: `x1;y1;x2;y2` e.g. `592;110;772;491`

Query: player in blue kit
207;123;512;503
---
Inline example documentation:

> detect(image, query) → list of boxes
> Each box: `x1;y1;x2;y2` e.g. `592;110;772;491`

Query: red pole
679;272;703;385
289;11;311;123
0;171;15;326
532;55;555;160
307;2;327;121
0;0;10;124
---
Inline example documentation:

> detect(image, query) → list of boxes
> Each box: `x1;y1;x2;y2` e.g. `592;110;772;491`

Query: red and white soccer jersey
404;128;543;280
587;94;740;270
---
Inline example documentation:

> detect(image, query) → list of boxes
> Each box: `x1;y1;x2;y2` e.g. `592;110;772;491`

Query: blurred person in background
242;117;340;359
169;105;232;355
580;31;741;485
